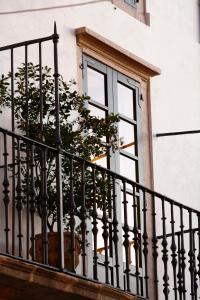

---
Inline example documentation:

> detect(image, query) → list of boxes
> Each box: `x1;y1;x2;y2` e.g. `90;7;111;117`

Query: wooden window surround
76;26;161;190
111;0;150;25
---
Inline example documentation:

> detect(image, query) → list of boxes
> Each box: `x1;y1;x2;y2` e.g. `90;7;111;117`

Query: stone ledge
0;255;140;300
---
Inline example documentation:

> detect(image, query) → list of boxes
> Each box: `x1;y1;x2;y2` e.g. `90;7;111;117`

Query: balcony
1;125;200;299
0;27;200;300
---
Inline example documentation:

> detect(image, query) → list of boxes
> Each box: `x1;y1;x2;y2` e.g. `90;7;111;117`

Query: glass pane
122;231;136;265
88;104;105;119
119;120;135;155
120;155;136;182
96;222;105;252
92;155;107;168
87;67;106;105
124;0;136;7
88;104;108;167
117;82;134;119
96;221;111;255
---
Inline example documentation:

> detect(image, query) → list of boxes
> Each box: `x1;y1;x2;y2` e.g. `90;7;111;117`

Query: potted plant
0;63;120;270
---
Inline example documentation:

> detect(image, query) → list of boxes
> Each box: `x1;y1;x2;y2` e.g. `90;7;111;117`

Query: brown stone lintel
0;255;140;300
76;27;161;80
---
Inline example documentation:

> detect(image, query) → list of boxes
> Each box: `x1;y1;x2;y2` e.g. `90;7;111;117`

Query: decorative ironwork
80;161;87;276
29;144;36;261
170;202;177;300
188;210;195;300
112;175;120;288
152;193;158;300
142;189;149;298
92;166;98;281
102;171;110;284
69;157;76;273
3;133;10;254
122;181;131;292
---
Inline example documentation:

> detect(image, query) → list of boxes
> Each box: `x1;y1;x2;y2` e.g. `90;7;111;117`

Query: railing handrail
1;125;200;216
0;34;56;52
157;226;199;239
0;126;58;152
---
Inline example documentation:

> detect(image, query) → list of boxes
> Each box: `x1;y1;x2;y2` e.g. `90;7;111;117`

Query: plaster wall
0;0;200;209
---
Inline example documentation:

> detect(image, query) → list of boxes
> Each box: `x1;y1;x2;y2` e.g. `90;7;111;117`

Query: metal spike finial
54;21;57;35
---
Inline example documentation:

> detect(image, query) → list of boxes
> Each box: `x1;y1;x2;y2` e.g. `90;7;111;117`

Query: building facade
0;1;200;299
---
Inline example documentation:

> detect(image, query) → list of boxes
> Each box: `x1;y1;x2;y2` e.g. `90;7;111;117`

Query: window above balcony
76;26;161;188
124;0;138;8
112;0;150;25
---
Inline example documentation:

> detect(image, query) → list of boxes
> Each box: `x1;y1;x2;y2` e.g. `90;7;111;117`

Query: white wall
0;0;200;209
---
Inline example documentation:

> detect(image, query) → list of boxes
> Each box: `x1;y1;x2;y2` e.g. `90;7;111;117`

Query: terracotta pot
31;231;81;271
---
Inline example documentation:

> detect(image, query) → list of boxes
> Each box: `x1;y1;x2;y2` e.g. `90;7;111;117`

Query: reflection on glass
95;155;107;168
120;155;136;182
88;104;108;168
122;231;136;265
95;221;110;255
119;120;135;155
88;104;105;119
117;82;134;119
87;67;106;105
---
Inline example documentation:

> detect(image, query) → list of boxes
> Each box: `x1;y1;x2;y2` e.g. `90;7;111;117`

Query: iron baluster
152;193;158;300
11;48;15;133
80;161;87;276
53;22;61;148
112;175;120;288
177;237;183;299
192;226;198;300
39;42;44;140
69;157;76;273
170;202;177;300
161;197;169;299
180;206;186;299
53;22;64;271
16;139;23;257
92;166;98;281
41;148;48;265
29;144;36;261
25;45;29;135
102;171;110;284
133;185;140;295
188;210;195;299
26;144;30;259
177;206;186;299
3;133;10;254
122;181;131;292
24;44;30;259
177;233;182;299
11;48;16;255
142;189;149;298
197;214;200;279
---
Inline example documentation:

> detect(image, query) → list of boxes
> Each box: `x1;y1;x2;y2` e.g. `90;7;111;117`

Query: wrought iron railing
0;26;200;300
1;125;200;299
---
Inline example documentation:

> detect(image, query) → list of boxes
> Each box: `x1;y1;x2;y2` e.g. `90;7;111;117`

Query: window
124;0;139;8
76;25;160;292
112;0;149;25
83;55;142;184
83;54;143;289
76;26;160;187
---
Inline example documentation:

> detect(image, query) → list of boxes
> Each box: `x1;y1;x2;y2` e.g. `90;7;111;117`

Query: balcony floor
0;255;140;300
